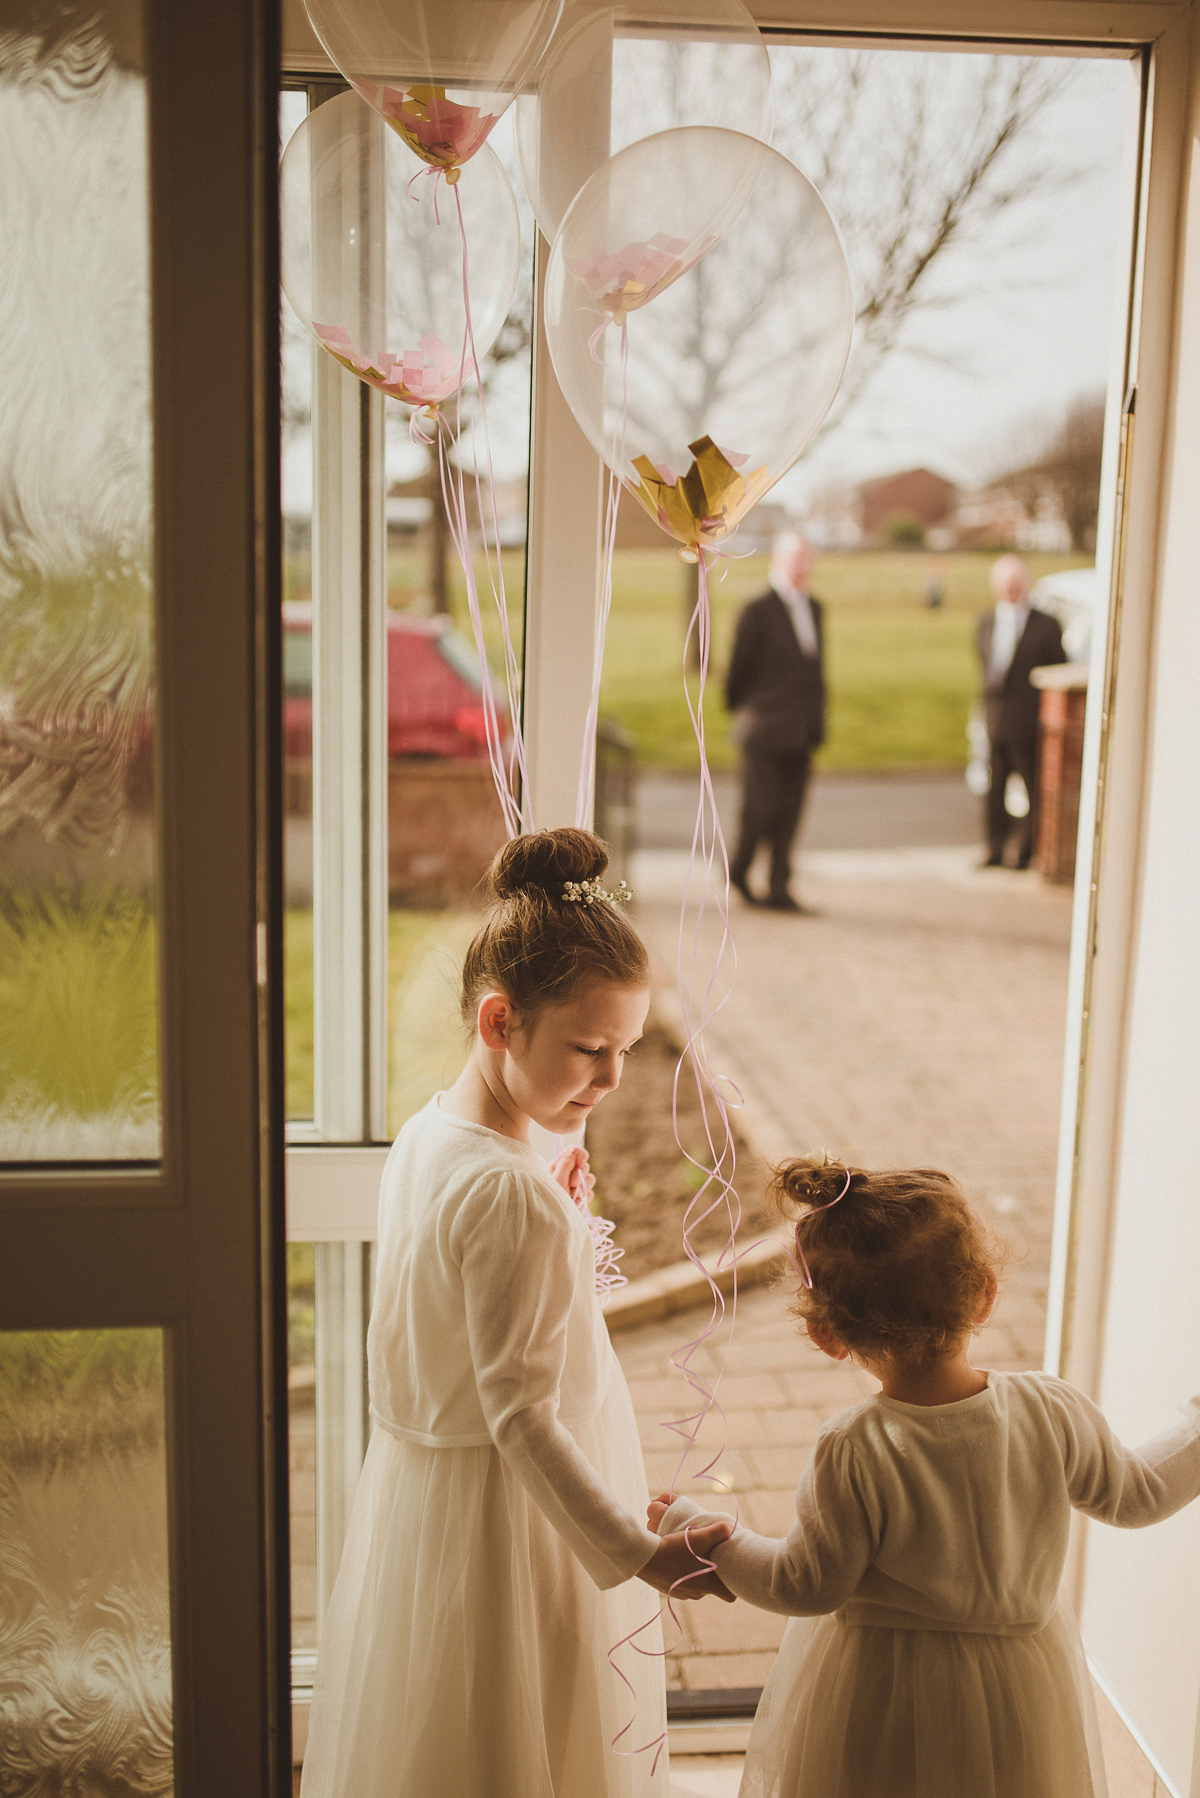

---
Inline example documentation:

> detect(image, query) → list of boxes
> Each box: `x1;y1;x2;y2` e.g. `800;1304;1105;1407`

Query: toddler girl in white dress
300;828;733;1798
652;1156;1200;1798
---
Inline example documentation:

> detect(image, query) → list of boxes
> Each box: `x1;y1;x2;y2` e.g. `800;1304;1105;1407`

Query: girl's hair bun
489;827;610;901
772;1155;851;1217
462;826;647;1022
770;1157;1011;1371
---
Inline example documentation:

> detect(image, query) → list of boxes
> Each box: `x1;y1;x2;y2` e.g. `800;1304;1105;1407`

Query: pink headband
794;1165;853;1289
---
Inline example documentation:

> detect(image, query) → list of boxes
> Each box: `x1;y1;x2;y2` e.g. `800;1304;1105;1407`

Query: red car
282;601;508;761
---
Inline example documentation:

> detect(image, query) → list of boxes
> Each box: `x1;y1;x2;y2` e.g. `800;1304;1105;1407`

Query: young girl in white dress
652;1157;1200;1798
300;828;733;1798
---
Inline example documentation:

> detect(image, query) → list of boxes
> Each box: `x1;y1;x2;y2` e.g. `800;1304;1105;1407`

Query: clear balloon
280;93;520;411
515;0;770;244
554;127;766;328
545;128;854;554
303;0;563;177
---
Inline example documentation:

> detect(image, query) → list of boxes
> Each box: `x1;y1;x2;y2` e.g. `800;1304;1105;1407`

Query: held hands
638;1518;736;1604
550;1145;596;1210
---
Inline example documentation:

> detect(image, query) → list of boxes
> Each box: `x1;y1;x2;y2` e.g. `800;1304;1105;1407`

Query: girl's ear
477;992;515;1052
974;1270;999;1327
806;1319;850;1363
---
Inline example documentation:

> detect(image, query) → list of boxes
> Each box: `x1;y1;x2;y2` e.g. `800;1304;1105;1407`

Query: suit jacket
977;605;1066;747
725;588;826;755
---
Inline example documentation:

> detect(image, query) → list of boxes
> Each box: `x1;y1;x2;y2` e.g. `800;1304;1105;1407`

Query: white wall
1073;19;1200;1795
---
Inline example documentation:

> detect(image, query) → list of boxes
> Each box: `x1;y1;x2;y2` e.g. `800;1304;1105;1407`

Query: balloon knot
680;546;699;564
445;165;461;185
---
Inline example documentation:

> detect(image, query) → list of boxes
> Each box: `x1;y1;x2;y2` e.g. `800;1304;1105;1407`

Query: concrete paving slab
614;845;1072;1693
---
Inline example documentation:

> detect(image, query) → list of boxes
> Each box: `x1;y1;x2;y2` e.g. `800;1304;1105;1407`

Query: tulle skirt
299;1397;666;1798
739;1597;1107;1798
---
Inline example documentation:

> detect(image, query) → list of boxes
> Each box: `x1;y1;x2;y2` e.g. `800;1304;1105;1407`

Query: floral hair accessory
562;876;634;907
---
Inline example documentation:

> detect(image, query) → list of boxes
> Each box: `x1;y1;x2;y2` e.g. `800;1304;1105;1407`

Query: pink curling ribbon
406;160;444;224
449;180;532;834
574;319;627;831
425;183;533;839
792;1165;853;1289
605;543;766;1769
586;491;751;1767
660;545;752;1498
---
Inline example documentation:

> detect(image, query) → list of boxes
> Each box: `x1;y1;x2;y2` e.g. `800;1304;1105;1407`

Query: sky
769;47;1133;508
280;45;1135;518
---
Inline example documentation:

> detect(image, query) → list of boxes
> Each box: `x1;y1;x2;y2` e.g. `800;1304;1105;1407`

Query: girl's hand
550;1146;596;1208
638;1520;736;1603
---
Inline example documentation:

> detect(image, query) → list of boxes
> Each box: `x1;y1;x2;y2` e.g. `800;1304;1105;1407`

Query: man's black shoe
731;873;761;905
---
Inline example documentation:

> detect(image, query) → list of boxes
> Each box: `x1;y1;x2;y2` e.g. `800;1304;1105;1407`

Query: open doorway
277;22;1147;1786
582;37;1136;1712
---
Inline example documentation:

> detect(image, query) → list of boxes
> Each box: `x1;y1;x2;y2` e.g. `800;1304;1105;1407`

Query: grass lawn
284;904;478;1130
597;548;1093;773
288;543;1089;773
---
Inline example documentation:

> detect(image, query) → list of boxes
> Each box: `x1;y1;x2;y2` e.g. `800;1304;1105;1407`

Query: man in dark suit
725;533;825;913
977;554;1066;869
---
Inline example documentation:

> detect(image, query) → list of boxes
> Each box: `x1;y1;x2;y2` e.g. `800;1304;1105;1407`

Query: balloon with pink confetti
303;0;562;180
546;127;853;553
280;91;520;412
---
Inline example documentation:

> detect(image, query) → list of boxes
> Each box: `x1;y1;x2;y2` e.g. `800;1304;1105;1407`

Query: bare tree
994;392;1106;551
623;50;1090;653
769;51;1086;431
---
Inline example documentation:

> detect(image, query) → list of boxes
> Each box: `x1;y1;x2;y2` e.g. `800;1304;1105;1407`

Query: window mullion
308;96;388;1624
523;27;613;829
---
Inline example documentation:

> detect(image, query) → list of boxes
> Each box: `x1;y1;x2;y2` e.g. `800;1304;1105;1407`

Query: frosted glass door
0;0;158;1162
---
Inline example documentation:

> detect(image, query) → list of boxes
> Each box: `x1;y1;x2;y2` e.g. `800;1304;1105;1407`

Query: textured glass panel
281;89;314;1124
0;1329;172;1793
0;0;158;1160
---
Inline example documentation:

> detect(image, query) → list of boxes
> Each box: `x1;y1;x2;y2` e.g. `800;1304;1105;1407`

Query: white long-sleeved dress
300;1099;666;1798
659;1373;1200;1798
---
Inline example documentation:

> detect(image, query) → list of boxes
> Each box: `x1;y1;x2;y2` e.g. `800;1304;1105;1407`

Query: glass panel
287;1242;317;1660
281;89;315;1124
384;112;533;1138
0;0;158;1161
0;1328;172;1790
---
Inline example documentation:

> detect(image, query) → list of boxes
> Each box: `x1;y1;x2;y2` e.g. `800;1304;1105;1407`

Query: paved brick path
617;845;1073;1694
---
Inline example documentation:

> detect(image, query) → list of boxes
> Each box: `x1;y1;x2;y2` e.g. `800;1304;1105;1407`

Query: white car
1028;565;1099;665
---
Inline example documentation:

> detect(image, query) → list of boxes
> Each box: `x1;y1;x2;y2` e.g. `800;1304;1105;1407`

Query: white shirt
988;597;1030;682
658;1372;1200;1634
773;577;820;659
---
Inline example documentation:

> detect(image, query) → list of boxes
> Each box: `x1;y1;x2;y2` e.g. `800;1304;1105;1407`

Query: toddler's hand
647;1493;673;1533
638;1520;736;1604
550;1145;596;1208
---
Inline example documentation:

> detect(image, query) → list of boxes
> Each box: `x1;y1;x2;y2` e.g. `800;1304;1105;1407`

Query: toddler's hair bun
489;828;610;902
772;1155;851;1217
